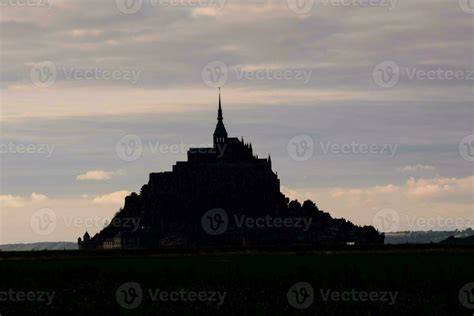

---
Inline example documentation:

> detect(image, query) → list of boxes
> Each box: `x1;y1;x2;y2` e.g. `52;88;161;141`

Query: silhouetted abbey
79;91;384;249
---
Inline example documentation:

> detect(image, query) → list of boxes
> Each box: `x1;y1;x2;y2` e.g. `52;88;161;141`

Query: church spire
218;87;223;121
213;87;228;146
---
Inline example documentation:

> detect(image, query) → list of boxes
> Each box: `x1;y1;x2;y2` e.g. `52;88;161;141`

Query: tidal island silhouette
79;90;384;250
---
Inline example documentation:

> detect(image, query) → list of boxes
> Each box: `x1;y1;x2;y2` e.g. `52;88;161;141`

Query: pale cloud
329;176;473;203
92;190;131;205
281;186;313;202
0;192;48;208
31;192;49;201
406;176;474;201
76;170;123;181
0;194;25;208
0;192;128;244
285;176;473;232
398;164;436;173
192;7;219;17
330;184;400;198
1;0;472;118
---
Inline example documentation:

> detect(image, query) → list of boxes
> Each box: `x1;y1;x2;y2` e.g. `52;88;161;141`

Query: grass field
0;246;473;315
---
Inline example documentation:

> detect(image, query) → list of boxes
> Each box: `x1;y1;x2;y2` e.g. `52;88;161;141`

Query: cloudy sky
0;0;473;243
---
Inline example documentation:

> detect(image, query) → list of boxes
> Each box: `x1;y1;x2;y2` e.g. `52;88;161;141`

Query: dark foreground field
0;245;473;315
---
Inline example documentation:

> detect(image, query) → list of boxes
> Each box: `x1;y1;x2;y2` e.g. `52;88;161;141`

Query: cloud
1;0;472;118
330;184;400;199
0;193;48;208
0;192;128;244
0;195;25;208
92;190;131;205
398;164;436;173
76;170;123;181
31;192;49;201
192;7;219;17
406;176;474;201
281;186;313;202
329;176;473;203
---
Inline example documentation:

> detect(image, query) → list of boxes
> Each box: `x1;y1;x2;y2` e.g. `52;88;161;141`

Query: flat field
0;246;473;315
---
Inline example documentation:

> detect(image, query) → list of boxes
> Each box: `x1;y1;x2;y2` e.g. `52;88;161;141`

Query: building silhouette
79;90;384;249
